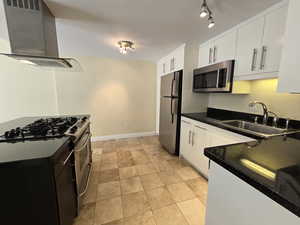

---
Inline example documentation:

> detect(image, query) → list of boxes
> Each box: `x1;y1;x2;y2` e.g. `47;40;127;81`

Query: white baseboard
91;131;158;142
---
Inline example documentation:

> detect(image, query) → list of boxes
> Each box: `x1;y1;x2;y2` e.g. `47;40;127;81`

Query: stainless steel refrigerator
159;70;183;155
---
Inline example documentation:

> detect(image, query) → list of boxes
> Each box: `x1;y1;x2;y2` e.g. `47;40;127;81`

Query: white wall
54;56;157;137
0;54;156;138
182;41;209;113
208;79;300;120
0;56;58;123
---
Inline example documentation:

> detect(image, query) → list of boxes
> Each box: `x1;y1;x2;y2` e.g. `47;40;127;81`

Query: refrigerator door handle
171;98;174;124
171;78;175;97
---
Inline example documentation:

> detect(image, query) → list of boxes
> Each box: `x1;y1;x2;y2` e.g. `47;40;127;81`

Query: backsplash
208;79;300;120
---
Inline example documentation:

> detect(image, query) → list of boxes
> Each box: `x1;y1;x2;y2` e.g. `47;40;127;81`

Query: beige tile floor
74;136;208;225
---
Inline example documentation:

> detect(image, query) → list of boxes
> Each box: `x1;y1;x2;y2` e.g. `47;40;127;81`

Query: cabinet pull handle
209;48;213;64
195;125;207;130
170;58;173;71
192;131;195;146
173;57;176;70
251;48;258;71
188;130;191;144
213;46;217;63
260;46;267;70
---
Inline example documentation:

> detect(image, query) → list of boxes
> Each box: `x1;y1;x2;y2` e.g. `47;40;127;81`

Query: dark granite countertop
182;112;263;139
0;115;89;164
182;108;300;217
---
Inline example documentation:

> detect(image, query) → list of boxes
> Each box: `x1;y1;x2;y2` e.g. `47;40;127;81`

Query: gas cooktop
0;117;79;142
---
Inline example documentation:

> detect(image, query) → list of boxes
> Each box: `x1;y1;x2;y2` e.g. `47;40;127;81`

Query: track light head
208;15;215;29
200;0;208;18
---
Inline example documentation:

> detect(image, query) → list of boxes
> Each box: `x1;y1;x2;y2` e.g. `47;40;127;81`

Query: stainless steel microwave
193;60;235;93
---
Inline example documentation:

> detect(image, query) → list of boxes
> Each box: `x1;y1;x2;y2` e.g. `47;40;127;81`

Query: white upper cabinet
173;47;185;71
235;3;287;79
212;31;237;63
278;0;300;93
157;44;185;76
198;30;237;68
236;17;265;76
198;1;288;81
198;42;211;67
262;5;287;73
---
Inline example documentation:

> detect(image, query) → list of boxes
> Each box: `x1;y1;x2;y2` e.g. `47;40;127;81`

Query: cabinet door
56;158;77;225
174;48;184;71
261;5;287;73
170;57;176;72
278;0;300;93
161;56;170;75
192;125;210;178
198;42;211;67
236;17;265;76
180;120;193;161
213;30;237;63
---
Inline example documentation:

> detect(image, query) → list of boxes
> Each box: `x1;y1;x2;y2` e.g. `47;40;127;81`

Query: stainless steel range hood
0;0;76;69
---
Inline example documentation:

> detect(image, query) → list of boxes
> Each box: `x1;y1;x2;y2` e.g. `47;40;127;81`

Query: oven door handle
63;150;74;166
75;133;92;152
79;164;92;197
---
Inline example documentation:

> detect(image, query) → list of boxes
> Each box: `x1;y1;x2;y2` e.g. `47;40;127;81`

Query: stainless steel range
1;115;93;214
65;117;92;212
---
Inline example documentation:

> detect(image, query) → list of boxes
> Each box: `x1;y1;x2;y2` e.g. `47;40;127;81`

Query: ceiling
46;0;281;62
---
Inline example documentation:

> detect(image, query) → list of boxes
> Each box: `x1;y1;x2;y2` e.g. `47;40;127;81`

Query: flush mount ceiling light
199;0;215;29
118;40;135;55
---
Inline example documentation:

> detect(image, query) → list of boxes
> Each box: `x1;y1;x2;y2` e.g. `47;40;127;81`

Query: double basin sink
220;120;299;138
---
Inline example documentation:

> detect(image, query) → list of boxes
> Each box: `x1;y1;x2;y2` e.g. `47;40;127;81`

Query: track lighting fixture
199;0;215;29
200;0;208;18
208;14;215;29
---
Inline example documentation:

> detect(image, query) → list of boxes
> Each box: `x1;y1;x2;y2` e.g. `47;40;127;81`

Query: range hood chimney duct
0;0;77;69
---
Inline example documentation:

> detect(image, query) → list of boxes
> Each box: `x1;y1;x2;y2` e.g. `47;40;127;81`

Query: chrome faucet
268;111;279;127
249;101;269;125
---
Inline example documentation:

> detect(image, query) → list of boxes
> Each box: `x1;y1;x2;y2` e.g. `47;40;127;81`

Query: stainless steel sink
221;120;299;138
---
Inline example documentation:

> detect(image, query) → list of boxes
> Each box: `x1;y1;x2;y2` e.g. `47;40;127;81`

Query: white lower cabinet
180;117;254;178
180;119;210;177
206;162;299;225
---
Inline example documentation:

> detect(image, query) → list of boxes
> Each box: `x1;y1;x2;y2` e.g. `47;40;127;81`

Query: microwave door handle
216;69;220;88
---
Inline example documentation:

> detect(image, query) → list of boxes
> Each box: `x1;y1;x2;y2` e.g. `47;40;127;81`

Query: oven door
74;129;92;209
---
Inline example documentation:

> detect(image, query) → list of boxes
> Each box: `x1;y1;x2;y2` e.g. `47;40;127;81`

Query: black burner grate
0;117;78;142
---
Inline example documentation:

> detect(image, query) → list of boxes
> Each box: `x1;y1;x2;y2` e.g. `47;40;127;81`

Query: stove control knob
5;129;16;138
70;126;78;134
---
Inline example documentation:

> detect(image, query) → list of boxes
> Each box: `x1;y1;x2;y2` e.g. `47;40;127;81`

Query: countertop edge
0;136;72;165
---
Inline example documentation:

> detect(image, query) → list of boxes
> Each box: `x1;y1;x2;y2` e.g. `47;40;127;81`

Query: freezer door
160;73;175;97
160;71;182;98
172;71;181;97
159;97;178;154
